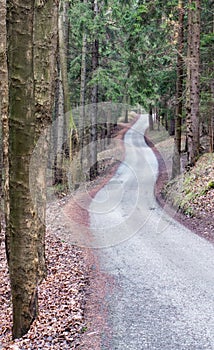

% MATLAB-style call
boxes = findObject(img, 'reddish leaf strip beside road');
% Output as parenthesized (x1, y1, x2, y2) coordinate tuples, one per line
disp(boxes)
(0, 117, 138, 350)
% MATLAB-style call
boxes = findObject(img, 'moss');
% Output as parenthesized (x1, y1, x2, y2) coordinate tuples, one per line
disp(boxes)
(207, 180, 214, 189)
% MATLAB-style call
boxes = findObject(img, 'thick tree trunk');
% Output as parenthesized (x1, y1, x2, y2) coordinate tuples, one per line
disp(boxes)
(7, 1, 38, 338)
(186, 0, 201, 166)
(7, 0, 58, 339)
(172, 0, 184, 178)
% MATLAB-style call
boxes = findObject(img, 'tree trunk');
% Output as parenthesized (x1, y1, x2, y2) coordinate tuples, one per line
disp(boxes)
(90, 0, 99, 180)
(148, 104, 154, 131)
(209, 80, 214, 152)
(172, 0, 184, 178)
(59, 0, 70, 115)
(107, 102, 112, 144)
(124, 94, 130, 123)
(55, 68, 65, 185)
(169, 114, 175, 136)
(79, 2, 87, 181)
(186, 0, 201, 166)
(33, 0, 58, 283)
(7, 0, 58, 339)
(0, 0, 9, 244)
(59, 0, 78, 186)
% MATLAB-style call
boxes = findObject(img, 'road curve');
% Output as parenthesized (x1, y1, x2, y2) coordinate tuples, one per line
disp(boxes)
(89, 115, 214, 350)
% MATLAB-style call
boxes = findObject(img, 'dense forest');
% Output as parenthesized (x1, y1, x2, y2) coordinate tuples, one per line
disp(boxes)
(0, 0, 213, 343)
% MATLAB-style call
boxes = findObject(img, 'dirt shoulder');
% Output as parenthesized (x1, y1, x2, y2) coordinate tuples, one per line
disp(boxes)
(145, 124, 214, 245)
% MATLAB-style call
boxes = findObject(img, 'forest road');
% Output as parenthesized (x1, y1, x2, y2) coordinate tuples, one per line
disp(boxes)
(89, 115, 214, 350)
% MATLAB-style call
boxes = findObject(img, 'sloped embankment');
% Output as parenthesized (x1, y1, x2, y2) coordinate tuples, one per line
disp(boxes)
(163, 153, 214, 237)
(145, 124, 214, 244)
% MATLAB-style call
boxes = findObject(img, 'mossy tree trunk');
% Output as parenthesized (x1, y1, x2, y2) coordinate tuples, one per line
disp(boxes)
(7, 0, 58, 339)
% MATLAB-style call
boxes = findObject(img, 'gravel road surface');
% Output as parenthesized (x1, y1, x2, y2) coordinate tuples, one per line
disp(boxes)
(89, 115, 214, 350)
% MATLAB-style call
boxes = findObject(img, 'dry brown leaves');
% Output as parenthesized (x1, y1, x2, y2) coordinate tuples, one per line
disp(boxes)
(0, 227, 91, 350)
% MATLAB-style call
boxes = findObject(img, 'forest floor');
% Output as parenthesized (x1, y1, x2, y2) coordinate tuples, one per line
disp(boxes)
(0, 116, 136, 350)
(0, 117, 213, 350)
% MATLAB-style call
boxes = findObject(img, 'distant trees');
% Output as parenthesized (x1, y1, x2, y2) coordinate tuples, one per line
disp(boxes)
(67, 0, 212, 174)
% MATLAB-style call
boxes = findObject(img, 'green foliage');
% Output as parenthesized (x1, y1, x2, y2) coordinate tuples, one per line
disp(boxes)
(67, 0, 213, 123)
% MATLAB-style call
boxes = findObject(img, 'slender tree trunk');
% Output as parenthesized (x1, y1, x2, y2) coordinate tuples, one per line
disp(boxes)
(148, 104, 154, 131)
(33, 0, 58, 283)
(59, 0, 70, 115)
(0, 0, 9, 244)
(124, 94, 129, 123)
(7, 0, 58, 339)
(209, 80, 214, 152)
(90, 0, 99, 180)
(172, 0, 184, 178)
(186, 0, 201, 166)
(59, 0, 78, 186)
(79, 3, 87, 180)
(107, 102, 112, 145)
(55, 68, 65, 185)
(169, 114, 175, 136)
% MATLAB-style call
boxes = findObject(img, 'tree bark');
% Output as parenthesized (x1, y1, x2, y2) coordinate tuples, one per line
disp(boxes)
(186, 0, 201, 166)
(59, 0, 78, 187)
(90, 0, 99, 180)
(148, 104, 154, 131)
(7, 0, 58, 339)
(0, 0, 9, 244)
(55, 67, 65, 185)
(172, 0, 184, 178)
(7, 1, 38, 338)
(79, 1, 87, 181)
(209, 79, 214, 152)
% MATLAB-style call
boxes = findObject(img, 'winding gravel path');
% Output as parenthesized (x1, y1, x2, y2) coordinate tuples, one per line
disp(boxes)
(89, 115, 214, 350)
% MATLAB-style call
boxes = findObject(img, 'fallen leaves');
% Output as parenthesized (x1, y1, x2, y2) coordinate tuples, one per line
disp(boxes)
(0, 225, 90, 350)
